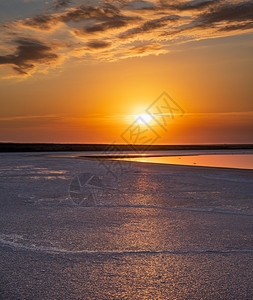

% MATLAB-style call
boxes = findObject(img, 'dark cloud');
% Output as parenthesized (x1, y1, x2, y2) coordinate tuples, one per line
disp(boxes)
(0, 38, 58, 75)
(198, 0, 253, 25)
(21, 1, 253, 40)
(54, 0, 71, 10)
(22, 15, 56, 31)
(126, 0, 221, 12)
(161, 1, 253, 37)
(164, 0, 221, 11)
(20, 3, 137, 32)
(60, 4, 121, 23)
(120, 15, 179, 39)
(76, 15, 140, 35)
(20, 5, 118, 31)
(86, 40, 111, 49)
(14, 1, 253, 36)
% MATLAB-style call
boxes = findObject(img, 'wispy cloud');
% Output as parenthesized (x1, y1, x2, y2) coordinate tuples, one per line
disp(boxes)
(0, 0, 252, 77)
(119, 15, 179, 39)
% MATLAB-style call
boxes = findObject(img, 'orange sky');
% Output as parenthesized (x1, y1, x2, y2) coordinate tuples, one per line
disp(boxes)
(0, 0, 252, 144)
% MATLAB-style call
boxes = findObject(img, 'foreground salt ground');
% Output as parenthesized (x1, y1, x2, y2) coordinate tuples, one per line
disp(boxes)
(0, 152, 252, 299)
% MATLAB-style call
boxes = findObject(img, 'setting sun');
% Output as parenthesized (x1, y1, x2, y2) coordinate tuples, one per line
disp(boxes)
(136, 113, 153, 125)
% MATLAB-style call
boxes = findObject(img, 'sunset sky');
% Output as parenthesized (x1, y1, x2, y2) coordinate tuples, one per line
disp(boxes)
(0, 0, 252, 144)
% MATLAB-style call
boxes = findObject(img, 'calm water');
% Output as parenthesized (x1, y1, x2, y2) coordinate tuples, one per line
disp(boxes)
(120, 154, 253, 170)
(40, 150, 253, 170)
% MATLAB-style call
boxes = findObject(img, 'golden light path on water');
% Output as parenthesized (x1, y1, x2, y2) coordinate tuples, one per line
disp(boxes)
(119, 154, 253, 170)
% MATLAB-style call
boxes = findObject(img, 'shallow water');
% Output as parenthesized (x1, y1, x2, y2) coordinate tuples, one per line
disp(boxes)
(119, 153, 253, 170)
(47, 149, 253, 169)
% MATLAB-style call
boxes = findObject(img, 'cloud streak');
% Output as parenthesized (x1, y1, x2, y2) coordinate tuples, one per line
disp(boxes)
(119, 15, 180, 39)
(86, 40, 111, 49)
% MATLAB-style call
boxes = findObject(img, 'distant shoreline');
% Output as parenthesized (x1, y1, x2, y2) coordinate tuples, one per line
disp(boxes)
(0, 143, 253, 152)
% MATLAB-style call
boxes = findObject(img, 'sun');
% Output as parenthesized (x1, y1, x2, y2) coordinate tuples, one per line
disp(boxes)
(136, 113, 152, 125)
